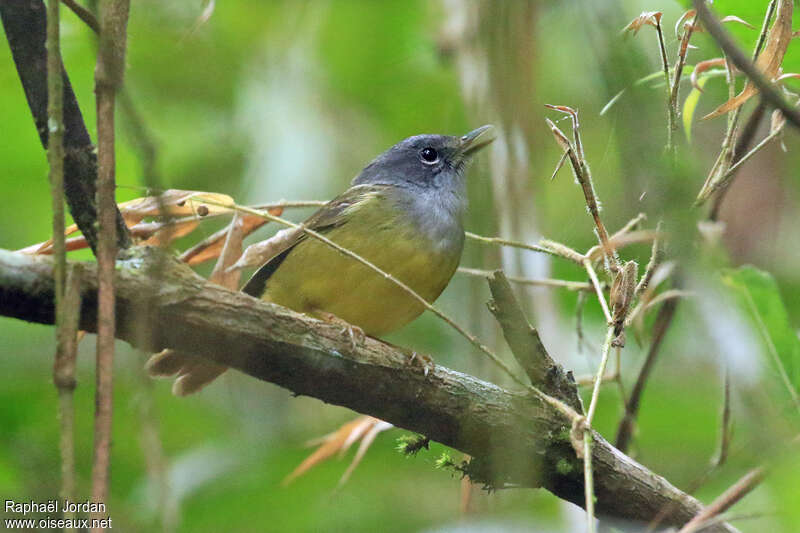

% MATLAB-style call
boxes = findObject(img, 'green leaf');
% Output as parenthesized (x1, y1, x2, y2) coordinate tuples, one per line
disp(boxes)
(720, 266, 800, 405)
(682, 77, 708, 143)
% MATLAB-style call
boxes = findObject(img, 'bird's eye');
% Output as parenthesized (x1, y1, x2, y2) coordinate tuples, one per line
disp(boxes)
(420, 147, 439, 164)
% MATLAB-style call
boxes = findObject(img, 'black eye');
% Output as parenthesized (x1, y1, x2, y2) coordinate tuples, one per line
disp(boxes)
(420, 147, 438, 164)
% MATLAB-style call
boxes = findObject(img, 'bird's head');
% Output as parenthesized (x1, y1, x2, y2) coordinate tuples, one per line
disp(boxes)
(353, 125, 496, 190)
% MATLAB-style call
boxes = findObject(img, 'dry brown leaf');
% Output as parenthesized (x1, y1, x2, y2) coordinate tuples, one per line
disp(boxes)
(704, 0, 794, 119)
(208, 213, 246, 290)
(691, 58, 727, 91)
(675, 9, 697, 38)
(19, 224, 81, 255)
(623, 11, 662, 35)
(682, 20, 704, 34)
(136, 218, 201, 246)
(179, 213, 272, 266)
(118, 189, 236, 225)
(18, 234, 87, 255)
(229, 225, 303, 272)
(282, 416, 385, 486)
(337, 420, 394, 486)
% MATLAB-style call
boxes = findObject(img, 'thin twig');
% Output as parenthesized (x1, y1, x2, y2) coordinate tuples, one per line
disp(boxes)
(716, 125, 783, 183)
(653, 17, 674, 150)
(583, 325, 616, 533)
(587, 327, 616, 425)
(667, 10, 698, 154)
(678, 467, 765, 533)
(54, 267, 81, 526)
(710, 101, 767, 220)
(584, 259, 612, 324)
(46, 0, 74, 521)
(465, 231, 574, 260)
(634, 221, 663, 298)
(92, 0, 130, 525)
(693, 0, 800, 130)
(711, 366, 733, 469)
(457, 267, 594, 292)
(545, 111, 617, 270)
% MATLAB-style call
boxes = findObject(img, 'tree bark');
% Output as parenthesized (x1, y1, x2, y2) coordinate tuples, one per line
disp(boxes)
(0, 247, 737, 533)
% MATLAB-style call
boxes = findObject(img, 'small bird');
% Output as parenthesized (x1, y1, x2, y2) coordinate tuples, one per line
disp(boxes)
(147, 125, 496, 395)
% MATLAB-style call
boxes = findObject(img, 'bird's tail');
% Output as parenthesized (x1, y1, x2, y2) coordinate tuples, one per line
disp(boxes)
(145, 349, 227, 396)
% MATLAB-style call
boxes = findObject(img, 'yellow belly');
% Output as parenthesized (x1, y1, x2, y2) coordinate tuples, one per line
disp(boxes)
(262, 219, 461, 336)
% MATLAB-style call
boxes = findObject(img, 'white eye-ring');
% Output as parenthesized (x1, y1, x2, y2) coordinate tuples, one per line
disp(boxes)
(420, 147, 439, 164)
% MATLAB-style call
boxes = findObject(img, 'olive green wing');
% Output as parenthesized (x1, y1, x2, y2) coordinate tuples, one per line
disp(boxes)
(241, 184, 387, 298)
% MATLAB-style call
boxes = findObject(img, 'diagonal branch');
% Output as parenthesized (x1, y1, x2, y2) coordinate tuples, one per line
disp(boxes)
(0, 0, 131, 253)
(0, 247, 738, 533)
(487, 270, 583, 412)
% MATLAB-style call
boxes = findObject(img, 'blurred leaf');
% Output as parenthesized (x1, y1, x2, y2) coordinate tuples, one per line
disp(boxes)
(683, 76, 709, 143)
(283, 416, 393, 486)
(720, 266, 800, 401)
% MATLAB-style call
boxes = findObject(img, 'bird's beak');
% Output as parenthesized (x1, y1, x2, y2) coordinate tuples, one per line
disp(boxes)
(458, 124, 497, 157)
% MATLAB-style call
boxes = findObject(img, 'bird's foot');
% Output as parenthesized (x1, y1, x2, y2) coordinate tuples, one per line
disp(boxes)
(315, 311, 365, 351)
(408, 351, 435, 376)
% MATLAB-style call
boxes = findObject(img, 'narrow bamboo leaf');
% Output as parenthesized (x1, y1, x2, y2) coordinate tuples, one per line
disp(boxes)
(720, 266, 800, 403)
(683, 77, 708, 143)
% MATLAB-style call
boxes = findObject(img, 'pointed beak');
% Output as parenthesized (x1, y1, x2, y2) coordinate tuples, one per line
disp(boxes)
(458, 124, 496, 157)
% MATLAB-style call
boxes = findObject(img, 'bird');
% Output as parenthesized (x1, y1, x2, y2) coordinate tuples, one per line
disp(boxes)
(146, 125, 496, 395)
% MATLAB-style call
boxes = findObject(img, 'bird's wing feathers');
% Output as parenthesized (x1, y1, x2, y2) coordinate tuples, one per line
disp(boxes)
(241, 184, 387, 297)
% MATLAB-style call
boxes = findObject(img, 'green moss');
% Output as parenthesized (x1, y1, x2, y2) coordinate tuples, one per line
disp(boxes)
(556, 458, 574, 476)
(396, 434, 430, 456)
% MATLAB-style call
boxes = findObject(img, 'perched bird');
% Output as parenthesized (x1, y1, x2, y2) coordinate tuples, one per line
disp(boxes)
(147, 125, 496, 395)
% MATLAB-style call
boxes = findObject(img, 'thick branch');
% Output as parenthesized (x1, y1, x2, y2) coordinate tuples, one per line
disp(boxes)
(0, 248, 737, 532)
(0, 0, 131, 253)
(487, 270, 582, 412)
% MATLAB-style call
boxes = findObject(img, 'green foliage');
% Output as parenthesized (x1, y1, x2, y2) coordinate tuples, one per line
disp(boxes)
(682, 76, 708, 143)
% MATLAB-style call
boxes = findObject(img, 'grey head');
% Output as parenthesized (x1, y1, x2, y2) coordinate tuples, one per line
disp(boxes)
(351, 125, 496, 252)
(352, 125, 496, 191)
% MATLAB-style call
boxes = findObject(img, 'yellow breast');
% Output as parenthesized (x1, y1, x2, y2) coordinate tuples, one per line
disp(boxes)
(261, 192, 462, 336)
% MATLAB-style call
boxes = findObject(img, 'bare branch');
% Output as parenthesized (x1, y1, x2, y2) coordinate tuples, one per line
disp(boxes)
(486, 271, 583, 412)
(92, 0, 130, 522)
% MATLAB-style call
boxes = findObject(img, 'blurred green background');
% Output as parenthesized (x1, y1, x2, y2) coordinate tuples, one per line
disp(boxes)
(2, 0, 799, 531)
